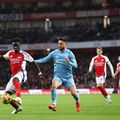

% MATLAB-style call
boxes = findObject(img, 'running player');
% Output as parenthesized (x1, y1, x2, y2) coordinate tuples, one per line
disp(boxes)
(113, 56, 120, 87)
(35, 37, 80, 112)
(89, 47, 114, 104)
(0, 37, 41, 114)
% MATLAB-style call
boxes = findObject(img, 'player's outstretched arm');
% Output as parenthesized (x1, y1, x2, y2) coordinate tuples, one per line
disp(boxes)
(31, 61, 46, 89)
(23, 50, 43, 77)
(32, 61, 42, 76)
(35, 52, 53, 64)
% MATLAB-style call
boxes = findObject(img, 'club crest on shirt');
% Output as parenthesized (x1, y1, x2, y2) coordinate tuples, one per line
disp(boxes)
(10, 55, 13, 58)
(18, 56, 21, 59)
(95, 60, 97, 63)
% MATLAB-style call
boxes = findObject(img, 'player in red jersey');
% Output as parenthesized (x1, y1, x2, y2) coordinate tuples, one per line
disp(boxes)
(113, 56, 120, 86)
(89, 47, 114, 104)
(0, 37, 41, 114)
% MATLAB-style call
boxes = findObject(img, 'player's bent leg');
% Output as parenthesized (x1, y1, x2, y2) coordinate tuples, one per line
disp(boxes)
(4, 91, 19, 109)
(48, 79, 61, 111)
(10, 100, 19, 110)
(1, 91, 23, 114)
(11, 105, 23, 115)
(12, 97, 22, 105)
(97, 84, 111, 104)
(97, 84, 108, 98)
(13, 77, 21, 98)
(12, 77, 22, 105)
(69, 85, 80, 112)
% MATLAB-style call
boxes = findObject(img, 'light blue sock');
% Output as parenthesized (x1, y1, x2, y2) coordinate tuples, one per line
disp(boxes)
(51, 88, 57, 105)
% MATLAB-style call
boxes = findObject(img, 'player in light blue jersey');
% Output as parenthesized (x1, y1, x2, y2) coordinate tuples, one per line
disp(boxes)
(35, 37, 80, 112)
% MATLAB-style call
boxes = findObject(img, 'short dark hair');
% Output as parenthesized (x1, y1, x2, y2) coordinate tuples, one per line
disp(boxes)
(12, 37, 21, 43)
(97, 47, 103, 51)
(58, 37, 68, 42)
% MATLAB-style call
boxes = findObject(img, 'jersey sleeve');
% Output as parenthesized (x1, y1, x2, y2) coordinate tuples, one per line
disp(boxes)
(3, 51, 10, 60)
(69, 51, 77, 68)
(106, 56, 114, 75)
(35, 52, 53, 63)
(117, 63, 120, 71)
(89, 57, 94, 72)
(23, 51, 34, 62)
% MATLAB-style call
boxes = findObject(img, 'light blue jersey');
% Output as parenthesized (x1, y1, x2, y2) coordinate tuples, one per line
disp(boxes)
(35, 49, 77, 88)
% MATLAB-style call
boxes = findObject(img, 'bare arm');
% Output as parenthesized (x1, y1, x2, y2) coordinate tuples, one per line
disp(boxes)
(32, 61, 43, 76)
(113, 64, 120, 78)
(32, 61, 46, 89)
(89, 58, 94, 73)
(106, 56, 114, 77)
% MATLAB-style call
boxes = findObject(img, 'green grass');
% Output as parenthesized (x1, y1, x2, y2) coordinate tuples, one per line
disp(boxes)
(0, 94, 120, 120)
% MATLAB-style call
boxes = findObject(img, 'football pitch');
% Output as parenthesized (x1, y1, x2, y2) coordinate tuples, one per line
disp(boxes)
(0, 94, 120, 120)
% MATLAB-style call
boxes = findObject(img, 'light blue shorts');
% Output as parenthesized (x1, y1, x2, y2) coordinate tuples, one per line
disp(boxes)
(53, 76, 75, 89)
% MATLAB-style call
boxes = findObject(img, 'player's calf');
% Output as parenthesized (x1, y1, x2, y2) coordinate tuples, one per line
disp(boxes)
(12, 97, 22, 105)
(11, 105, 23, 115)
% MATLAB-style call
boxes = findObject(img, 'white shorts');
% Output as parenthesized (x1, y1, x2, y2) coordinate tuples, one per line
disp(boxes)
(96, 76, 106, 86)
(5, 71, 27, 93)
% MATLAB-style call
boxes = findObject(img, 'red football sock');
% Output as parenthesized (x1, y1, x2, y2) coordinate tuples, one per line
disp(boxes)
(10, 101, 19, 109)
(13, 80, 21, 97)
(97, 86, 108, 98)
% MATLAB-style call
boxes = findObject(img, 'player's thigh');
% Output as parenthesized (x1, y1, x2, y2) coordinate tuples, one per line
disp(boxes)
(13, 71, 24, 83)
(5, 72, 24, 92)
(52, 77, 62, 88)
(64, 79, 76, 93)
(96, 76, 105, 86)
(5, 78, 14, 93)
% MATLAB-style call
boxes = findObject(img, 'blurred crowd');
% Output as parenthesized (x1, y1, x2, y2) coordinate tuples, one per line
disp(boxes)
(0, 1, 120, 14)
(0, 49, 119, 90)
(0, 22, 120, 44)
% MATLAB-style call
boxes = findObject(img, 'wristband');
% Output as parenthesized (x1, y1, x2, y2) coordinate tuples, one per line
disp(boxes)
(38, 72, 42, 75)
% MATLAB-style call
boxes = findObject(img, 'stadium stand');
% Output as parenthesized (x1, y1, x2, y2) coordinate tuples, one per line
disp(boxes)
(0, 22, 120, 44)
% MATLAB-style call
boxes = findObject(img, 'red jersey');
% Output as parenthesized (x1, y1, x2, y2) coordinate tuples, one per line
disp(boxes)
(3, 50, 33, 76)
(89, 55, 114, 77)
(116, 62, 120, 78)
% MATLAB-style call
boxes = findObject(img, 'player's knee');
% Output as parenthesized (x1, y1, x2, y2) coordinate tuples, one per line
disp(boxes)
(52, 81, 59, 89)
(12, 77, 19, 82)
(51, 85, 57, 89)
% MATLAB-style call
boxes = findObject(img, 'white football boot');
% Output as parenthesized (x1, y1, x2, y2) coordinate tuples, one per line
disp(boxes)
(106, 95, 112, 104)
(11, 106, 23, 115)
